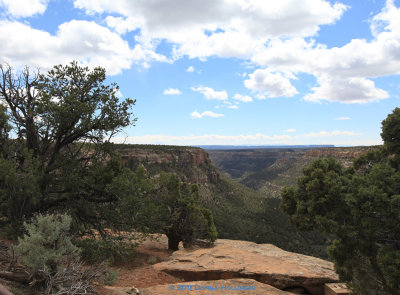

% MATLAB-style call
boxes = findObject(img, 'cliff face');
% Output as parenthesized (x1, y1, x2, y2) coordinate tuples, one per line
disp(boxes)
(116, 145, 218, 184)
(118, 147, 211, 166)
(208, 147, 376, 181)
(304, 147, 373, 168)
(113, 145, 339, 259)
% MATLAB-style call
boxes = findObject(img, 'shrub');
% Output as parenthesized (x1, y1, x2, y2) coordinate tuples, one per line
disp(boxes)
(76, 236, 137, 265)
(14, 213, 80, 276)
(101, 267, 119, 286)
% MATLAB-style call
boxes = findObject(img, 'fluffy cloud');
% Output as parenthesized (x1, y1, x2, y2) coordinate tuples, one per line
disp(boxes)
(244, 69, 298, 98)
(0, 0, 50, 18)
(74, 0, 346, 38)
(191, 110, 224, 118)
(2, 0, 400, 104)
(73, 0, 346, 62)
(233, 93, 253, 102)
(191, 86, 228, 100)
(250, 1, 400, 103)
(163, 88, 181, 95)
(304, 76, 388, 103)
(0, 20, 167, 74)
(334, 117, 351, 120)
(286, 129, 296, 132)
(186, 66, 194, 72)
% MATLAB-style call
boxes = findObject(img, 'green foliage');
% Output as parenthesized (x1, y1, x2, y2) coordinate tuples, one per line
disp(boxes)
(281, 108, 400, 294)
(14, 213, 80, 275)
(152, 173, 218, 250)
(381, 107, 400, 155)
(0, 150, 43, 237)
(119, 144, 328, 258)
(76, 237, 137, 264)
(0, 62, 137, 237)
(101, 267, 119, 286)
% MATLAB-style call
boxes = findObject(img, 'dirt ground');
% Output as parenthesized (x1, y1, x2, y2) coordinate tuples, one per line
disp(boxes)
(0, 233, 181, 295)
(94, 234, 182, 294)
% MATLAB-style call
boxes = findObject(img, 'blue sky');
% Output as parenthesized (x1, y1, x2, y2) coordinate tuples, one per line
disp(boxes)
(1, 0, 400, 146)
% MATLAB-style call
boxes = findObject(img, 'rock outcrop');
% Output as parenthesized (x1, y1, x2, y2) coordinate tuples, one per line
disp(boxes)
(116, 145, 219, 184)
(104, 279, 294, 295)
(118, 146, 211, 167)
(154, 239, 338, 295)
(140, 279, 294, 295)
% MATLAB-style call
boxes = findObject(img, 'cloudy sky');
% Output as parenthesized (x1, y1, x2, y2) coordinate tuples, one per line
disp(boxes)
(1, 0, 400, 146)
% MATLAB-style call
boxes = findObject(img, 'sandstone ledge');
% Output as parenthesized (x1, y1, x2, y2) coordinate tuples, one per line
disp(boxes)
(104, 279, 294, 295)
(154, 239, 338, 295)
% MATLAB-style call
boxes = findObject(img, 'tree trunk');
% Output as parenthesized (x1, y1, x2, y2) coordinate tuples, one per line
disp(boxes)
(166, 229, 181, 251)
(167, 237, 180, 251)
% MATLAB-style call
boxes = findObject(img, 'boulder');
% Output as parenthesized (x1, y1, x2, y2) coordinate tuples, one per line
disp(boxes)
(154, 239, 338, 295)
(139, 279, 293, 295)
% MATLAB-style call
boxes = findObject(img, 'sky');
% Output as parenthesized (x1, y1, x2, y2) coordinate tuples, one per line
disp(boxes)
(1, 0, 400, 146)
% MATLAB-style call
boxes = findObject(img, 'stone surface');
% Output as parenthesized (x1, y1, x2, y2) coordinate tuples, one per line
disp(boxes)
(154, 239, 338, 295)
(139, 279, 293, 295)
(324, 283, 352, 295)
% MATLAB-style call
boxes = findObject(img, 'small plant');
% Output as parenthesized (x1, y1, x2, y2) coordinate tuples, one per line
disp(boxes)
(14, 213, 80, 276)
(147, 255, 158, 264)
(13, 213, 106, 294)
(101, 267, 119, 286)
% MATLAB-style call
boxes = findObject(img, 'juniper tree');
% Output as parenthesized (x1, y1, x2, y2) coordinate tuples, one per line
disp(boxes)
(0, 62, 136, 236)
(281, 108, 400, 294)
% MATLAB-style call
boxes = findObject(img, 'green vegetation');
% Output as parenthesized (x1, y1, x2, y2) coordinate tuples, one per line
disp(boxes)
(14, 214, 80, 276)
(207, 173, 327, 257)
(0, 63, 218, 293)
(13, 213, 107, 294)
(0, 62, 136, 237)
(123, 145, 328, 257)
(281, 108, 400, 294)
(153, 172, 217, 250)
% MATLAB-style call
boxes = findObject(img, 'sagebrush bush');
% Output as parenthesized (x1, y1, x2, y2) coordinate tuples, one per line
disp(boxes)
(14, 213, 80, 275)
(101, 267, 119, 285)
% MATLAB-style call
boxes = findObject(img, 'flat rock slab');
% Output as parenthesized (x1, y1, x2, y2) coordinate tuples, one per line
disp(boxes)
(154, 239, 338, 295)
(140, 279, 294, 295)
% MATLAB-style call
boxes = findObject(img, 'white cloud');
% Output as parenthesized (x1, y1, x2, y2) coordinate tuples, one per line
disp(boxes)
(191, 86, 228, 100)
(186, 66, 194, 72)
(0, 0, 50, 18)
(3, 0, 400, 104)
(163, 88, 181, 95)
(334, 117, 351, 120)
(111, 130, 368, 145)
(286, 129, 296, 132)
(0, 20, 168, 75)
(244, 69, 298, 98)
(74, 0, 346, 38)
(113, 133, 292, 145)
(73, 0, 346, 63)
(191, 110, 224, 118)
(249, 2, 400, 103)
(304, 75, 389, 103)
(228, 105, 239, 109)
(233, 93, 253, 102)
(105, 16, 144, 35)
(304, 130, 362, 137)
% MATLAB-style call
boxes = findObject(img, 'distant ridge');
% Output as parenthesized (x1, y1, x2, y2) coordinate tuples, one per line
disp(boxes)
(194, 145, 335, 150)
